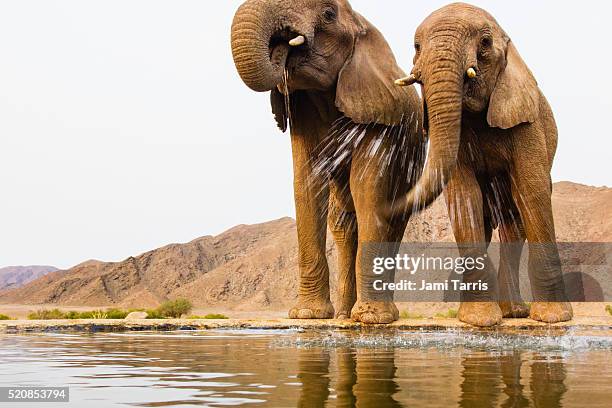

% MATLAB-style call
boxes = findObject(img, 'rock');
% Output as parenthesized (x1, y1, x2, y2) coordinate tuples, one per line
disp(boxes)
(125, 311, 148, 320)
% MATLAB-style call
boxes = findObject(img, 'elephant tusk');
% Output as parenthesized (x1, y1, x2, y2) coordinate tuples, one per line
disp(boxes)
(288, 35, 305, 47)
(394, 74, 417, 87)
(467, 67, 477, 79)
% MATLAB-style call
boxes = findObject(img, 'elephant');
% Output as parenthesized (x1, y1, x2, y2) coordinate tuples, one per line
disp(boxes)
(230, 0, 426, 323)
(392, 3, 572, 326)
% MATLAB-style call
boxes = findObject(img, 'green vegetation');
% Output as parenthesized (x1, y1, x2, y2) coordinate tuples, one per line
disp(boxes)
(104, 308, 131, 319)
(28, 308, 131, 320)
(90, 310, 108, 319)
(187, 313, 229, 320)
(26, 308, 169, 320)
(26, 299, 194, 320)
(399, 310, 424, 319)
(204, 313, 229, 319)
(0, 313, 12, 320)
(157, 298, 193, 318)
(27, 309, 66, 320)
(66, 310, 110, 319)
(435, 308, 458, 319)
(144, 309, 165, 319)
(606, 305, 612, 316)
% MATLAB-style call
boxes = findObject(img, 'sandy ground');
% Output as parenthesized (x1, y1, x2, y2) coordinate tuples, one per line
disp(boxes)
(1, 302, 610, 320)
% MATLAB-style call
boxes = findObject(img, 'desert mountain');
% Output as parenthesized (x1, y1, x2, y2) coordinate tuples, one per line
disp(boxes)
(1, 182, 609, 309)
(0, 266, 58, 291)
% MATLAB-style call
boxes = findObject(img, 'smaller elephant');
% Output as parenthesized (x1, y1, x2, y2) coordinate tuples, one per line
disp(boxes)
(393, 3, 572, 326)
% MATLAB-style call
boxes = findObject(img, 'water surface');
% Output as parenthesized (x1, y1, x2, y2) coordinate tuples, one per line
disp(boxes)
(1, 329, 611, 407)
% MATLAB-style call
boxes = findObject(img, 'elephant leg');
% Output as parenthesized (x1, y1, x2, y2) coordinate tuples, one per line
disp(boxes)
(296, 348, 331, 408)
(288, 131, 334, 320)
(498, 214, 530, 318)
(446, 166, 502, 327)
(329, 179, 358, 320)
(459, 355, 502, 408)
(500, 352, 529, 408)
(353, 350, 401, 408)
(335, 348, 357, 408)
(530, 354, 568, 407)
(510, 153, 572, 323)
(348, 132, 408, 324)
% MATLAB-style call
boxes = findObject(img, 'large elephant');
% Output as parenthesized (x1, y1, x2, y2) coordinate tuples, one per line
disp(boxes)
(231, 0, 426, 323)
(393, 3, 572, 326)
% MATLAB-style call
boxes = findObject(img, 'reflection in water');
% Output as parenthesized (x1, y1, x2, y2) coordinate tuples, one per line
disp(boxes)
(293, 347, 403, 407)
(327, 348, 401, 408)
(531, 355, 567, 408)
(0, 330, 610, 407)
(352, 350, 401, 408)
(336, 348, 357, 408)
(500, 353, 529, 408)
(297, 348, 330, 407)
(459, 351, 567, 408)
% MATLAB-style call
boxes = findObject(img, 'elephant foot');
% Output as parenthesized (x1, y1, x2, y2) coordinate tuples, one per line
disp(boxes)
(529, 302, 573, 323)
(288, 297, 334, 319)
(335, 311, 351, 320)
(335, 298, 356, 320)
(499, 301, 530, 318)
(458, 302, 503, 327)
(350, 300, 399, 324)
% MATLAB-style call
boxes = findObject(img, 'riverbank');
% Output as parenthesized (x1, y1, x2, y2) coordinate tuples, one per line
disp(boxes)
(1, 316, 611, 334)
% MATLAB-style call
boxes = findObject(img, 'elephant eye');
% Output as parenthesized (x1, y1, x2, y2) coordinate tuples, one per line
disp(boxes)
(414, 43, 421, 53)
(480, 36, 492, 48)
(323, 8, 337, 23)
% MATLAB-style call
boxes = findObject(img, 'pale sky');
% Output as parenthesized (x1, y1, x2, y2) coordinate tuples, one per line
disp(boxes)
(0, 1, 610, 269)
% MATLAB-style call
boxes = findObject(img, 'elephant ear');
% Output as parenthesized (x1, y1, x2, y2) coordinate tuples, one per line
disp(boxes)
(336, 14, 414, 126)
(270, 88, 288, 132)
(487, 42, 540, 129)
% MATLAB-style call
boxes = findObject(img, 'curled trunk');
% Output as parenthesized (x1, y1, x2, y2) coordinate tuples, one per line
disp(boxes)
(231, 0, 285, 92)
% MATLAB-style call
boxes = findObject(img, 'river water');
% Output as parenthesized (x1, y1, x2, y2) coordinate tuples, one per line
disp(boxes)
(1, 329, 611, 407)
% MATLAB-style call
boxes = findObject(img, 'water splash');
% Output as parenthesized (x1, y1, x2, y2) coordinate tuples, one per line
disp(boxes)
(304, 114, 426, 221)
(281, 68, 293, 130)
(273, 329, 612, 352)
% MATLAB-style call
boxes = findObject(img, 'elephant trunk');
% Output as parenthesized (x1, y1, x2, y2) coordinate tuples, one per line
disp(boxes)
(389, 32, 464, 215)
(231, 0, 283, 92)
(231, 0, 310, 92)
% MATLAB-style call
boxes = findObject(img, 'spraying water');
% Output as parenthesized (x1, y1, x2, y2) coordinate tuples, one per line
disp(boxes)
(281, 68, 293, 130)
(279, 67, 426, 229)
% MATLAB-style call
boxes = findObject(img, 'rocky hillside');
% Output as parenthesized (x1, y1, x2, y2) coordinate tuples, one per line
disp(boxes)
(550, 182, 612, 242)
(0, 266, 58, 290)
(0, 182, 609, 309)
(0, 218, 301, 309)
